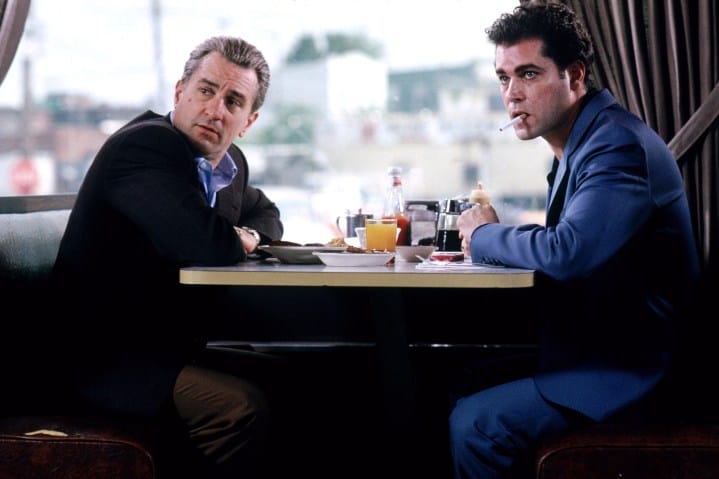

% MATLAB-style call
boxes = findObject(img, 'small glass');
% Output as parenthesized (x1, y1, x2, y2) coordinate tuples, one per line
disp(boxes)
(365, 218, 398, 252)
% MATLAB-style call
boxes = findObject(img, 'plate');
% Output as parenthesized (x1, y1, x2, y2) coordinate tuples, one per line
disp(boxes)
(395, 245, 436, 262)
(258, 245, 347, 264)
(312, 251, 395, 267)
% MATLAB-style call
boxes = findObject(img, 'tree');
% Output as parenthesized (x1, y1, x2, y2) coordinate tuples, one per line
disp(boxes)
(255, 104, 316, 144)
(285, 32, 383, 64)
(284, 35, 323, 63)
(326, 32, 383, 58)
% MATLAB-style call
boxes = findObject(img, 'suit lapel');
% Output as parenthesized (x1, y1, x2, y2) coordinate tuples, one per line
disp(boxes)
(546, 159, 569, 227)
(215, 145, 246, 225)
(547, 156, 567, 207)
(544, 89, 617, 227)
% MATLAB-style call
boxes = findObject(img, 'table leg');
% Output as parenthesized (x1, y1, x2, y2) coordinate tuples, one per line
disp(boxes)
(369, 288, 416, 471)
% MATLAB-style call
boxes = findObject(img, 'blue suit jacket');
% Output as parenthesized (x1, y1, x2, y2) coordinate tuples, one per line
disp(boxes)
(469, 89, 700, 420)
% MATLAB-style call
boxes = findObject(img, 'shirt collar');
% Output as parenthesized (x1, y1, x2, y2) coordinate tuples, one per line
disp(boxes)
(171, 110, 239, 205)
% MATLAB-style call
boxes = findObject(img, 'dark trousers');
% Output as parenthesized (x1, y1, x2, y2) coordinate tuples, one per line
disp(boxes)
(152, 347, 287, 479)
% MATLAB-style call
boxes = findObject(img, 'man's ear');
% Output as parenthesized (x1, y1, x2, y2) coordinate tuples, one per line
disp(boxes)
(239, 111, 259, 138)
(173, 79, 183, 106)
(568, 60, 586, 89)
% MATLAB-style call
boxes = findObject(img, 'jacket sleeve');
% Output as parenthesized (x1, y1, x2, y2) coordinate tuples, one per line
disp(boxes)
(237, 185, 283, 242)
(218, 144, 284, 243)
(104, 121, 246, 266)
(470, 121, 655, 281)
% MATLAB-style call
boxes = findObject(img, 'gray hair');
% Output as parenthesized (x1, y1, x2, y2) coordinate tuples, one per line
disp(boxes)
(181, 36, 271, 112)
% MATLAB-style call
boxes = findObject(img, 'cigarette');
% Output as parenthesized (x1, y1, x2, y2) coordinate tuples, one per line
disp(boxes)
(499, 114, 527, 131)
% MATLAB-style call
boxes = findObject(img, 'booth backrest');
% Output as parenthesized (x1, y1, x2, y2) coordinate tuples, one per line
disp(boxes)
(1, 194, 75, 408)
(0, 194, 74, 286)
(0, 208, 70, 286)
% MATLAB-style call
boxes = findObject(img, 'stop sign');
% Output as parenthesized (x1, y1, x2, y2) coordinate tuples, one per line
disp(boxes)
(10, 159, 39, 194)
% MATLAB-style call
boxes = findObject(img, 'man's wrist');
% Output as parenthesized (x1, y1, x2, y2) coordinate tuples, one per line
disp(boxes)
(240, 226, 261, 244)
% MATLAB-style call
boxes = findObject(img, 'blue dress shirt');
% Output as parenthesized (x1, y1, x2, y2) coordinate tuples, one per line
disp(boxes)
(195, 153, 237, 207)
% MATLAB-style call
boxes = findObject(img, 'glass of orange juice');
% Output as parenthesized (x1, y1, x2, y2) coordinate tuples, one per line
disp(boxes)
(365, 218, 398, 252)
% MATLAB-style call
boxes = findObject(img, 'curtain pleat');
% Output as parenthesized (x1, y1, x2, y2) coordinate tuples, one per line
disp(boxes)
(649, 1, 672, 137)
(566, 0, 718, 285)
(0, 0, 31, 88)
(626, 0, 653, 121)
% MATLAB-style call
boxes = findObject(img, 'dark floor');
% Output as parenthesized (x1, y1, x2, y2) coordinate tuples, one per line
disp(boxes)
(249, 344, 538, 479)
(204, 285, 542, 477)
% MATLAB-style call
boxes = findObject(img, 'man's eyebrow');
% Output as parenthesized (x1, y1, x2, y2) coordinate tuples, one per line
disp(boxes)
(227, 89, 247, 103)
(198, 78, 245, 101)
(198, 77, 220, 89)
(495, 63, 544, 75)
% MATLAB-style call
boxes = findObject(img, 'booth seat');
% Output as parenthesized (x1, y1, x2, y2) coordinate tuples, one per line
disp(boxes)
(0, 415, 156, 479)
(535, 423, 719, 479)
(0, 194, 157, 479)
(534, 275, 719, 479)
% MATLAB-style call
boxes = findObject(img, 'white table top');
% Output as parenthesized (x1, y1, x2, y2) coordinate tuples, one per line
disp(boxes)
(180, 258, 534, 289)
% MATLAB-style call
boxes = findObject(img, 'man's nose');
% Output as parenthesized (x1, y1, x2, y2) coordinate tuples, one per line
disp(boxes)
(204, 96, 225, 118)
(505, 78, 523, 101)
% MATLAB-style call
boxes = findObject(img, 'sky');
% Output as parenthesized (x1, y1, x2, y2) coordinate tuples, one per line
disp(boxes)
(0, 0, 517, 108)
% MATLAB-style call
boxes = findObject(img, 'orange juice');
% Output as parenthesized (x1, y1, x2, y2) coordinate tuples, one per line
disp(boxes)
(365, 218, 398, 252)
(384, 213, 410, 246)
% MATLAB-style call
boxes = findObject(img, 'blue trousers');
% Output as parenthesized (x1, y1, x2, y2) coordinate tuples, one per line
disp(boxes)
(448, 377, 585, 479)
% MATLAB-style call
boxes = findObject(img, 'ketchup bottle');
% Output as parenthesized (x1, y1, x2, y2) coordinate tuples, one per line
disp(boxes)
(382, 166, 410, 246)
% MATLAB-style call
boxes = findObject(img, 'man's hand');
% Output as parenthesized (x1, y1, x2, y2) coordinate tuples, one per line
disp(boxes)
(234, 226, 260, 255)
(457, 204, 500, 254)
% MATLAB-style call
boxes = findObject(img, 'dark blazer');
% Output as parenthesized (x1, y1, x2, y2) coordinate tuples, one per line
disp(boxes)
(50, 110, 283, 416)
(469, 89, 700, 421)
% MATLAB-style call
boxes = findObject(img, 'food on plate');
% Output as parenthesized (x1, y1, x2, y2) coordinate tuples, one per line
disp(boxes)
(325, 237, 348, 247)
(336, 245, 391, 255)
(267, 237, 392, 255)
(268, 240, 329, 247)
(325, 238, 379, 254)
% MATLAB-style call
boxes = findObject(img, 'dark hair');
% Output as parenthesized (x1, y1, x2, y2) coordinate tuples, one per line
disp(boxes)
(486, 2, 595, 89)
(181, 36, 271, 112)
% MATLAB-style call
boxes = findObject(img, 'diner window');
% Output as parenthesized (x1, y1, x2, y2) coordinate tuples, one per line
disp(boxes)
(0, 0, 549, 240)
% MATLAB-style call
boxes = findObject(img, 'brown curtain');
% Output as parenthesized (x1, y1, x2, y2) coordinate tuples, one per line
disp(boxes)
(0, 0, 31, 87)
(565, 0, 719, 287)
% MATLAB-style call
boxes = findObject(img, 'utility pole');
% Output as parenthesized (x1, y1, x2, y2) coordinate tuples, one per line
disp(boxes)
(21, 55, 33, 159)
(150, 0, 166, 112)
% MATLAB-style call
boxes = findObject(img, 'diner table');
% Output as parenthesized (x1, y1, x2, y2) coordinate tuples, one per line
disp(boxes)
(180, 257, 534, 471)
(179, 258, 534, 288)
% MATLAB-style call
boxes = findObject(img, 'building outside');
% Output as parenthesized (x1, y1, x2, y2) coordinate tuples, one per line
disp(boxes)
(0, 51, 549, 237)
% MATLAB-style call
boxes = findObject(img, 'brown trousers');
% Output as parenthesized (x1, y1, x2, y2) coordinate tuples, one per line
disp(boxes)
(169, 348, 283, 479)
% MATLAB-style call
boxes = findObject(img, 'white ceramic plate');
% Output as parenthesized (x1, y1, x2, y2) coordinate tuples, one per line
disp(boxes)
(395, 245, 436, 262)
(312, 251, 395, 267)
(258, 245, 347, 264)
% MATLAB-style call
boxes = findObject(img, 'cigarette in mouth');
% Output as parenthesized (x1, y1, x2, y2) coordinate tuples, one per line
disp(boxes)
(499, 113, 527, 131)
